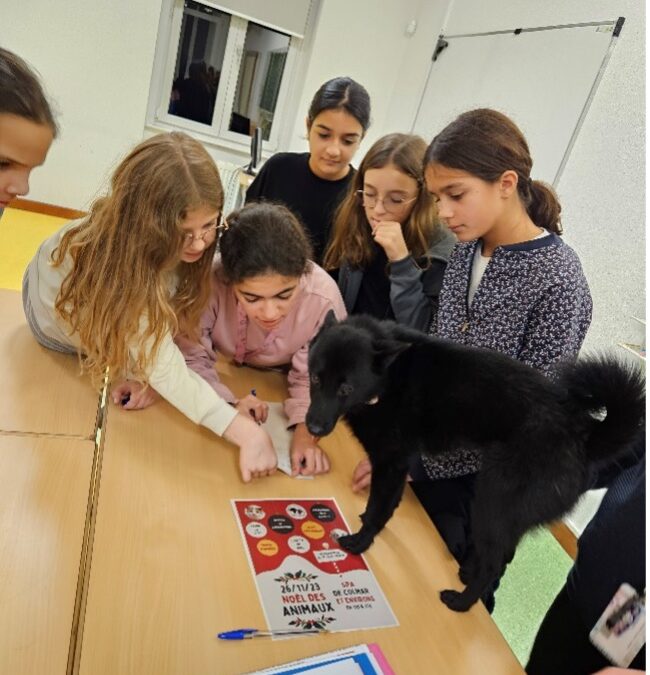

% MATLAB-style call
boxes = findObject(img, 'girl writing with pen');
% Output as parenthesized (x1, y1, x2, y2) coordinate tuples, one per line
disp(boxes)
(176, 202, 347, 477)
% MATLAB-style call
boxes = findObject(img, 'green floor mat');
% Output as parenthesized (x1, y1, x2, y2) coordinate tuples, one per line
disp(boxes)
(493, 528, 573, 666)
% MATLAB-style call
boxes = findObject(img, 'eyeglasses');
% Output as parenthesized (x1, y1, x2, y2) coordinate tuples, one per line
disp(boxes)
(181, 215, 227, 246)
(356, 190, 418, 214)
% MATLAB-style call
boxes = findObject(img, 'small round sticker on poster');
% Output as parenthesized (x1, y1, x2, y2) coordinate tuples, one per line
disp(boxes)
(268, 515, 294, 534)
(257, 539, 279, 556)
(330, 528, 348, 544)
(301, 521, 326, 539)
(244, 504, 266, 521)
(288, 535, 311, 553)
(310, 504, 335, 522)
(286, 503, 307, 520)
(245, 522, 267, 538)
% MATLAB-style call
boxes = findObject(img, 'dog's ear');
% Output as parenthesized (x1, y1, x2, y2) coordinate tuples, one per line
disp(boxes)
(310, 310, 338, 351)
(322, 309, 338, 330)
(372, 339, 410, 370)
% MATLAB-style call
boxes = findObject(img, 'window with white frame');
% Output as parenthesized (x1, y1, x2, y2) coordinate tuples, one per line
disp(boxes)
(149, 0, 311, 152)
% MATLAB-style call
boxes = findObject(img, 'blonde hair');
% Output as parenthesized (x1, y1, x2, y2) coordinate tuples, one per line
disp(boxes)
(324, 133, 439, 269)
(52, 132, 223, 386)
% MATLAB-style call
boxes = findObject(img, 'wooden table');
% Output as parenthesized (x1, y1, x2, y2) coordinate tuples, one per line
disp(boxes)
(0, 289, 100, 438)
(0, 435, 95, 675)
(78, 364, 523, 674)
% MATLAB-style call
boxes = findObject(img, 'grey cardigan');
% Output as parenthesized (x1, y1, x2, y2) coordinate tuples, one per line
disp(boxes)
(337, 227, 456, 331)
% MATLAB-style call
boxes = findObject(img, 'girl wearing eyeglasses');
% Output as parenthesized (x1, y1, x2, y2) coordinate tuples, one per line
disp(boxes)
(23, 132, 278, 483)
(323, 133, 455, 330)
(245, 77, 371, 264)
(176, 201, 347, 477)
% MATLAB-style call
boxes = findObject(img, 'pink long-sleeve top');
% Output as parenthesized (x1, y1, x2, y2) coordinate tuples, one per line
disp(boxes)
(177, 262, 347, 427)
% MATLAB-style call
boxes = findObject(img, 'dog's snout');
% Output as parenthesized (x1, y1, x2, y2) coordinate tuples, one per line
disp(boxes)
(305, 408, 335, 437)
(306, 420, 327, 437)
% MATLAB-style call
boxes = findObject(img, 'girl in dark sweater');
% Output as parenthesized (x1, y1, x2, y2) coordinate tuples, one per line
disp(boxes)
(245, 77, 371, 263)
(323, 133, 454, 331)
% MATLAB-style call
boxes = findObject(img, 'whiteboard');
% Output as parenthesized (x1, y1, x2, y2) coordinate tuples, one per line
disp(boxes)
(412, 22, 621, 185)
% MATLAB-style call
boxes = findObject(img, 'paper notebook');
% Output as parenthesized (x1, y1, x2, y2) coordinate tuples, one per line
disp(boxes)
(244, 643, 395, 674)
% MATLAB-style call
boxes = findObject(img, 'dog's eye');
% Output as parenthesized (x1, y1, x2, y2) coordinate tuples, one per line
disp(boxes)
(338, 383, 353, 397)
(310, 373, 320, 386)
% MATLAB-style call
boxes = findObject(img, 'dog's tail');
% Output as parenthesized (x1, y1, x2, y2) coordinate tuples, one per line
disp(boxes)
(559, 354, 645, 463)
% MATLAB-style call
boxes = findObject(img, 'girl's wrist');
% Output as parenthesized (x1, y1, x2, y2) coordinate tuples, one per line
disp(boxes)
(294, 421, 318, 441)
(223, 412, 262, 445)
(388, 250, 411, 263)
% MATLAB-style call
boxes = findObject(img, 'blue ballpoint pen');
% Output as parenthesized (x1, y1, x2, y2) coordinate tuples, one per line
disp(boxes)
(217, 627, 325, 640)
(249, 389, 262, 424)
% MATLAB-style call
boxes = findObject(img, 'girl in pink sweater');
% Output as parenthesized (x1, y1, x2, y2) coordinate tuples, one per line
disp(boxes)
(178, 202, 347, 477)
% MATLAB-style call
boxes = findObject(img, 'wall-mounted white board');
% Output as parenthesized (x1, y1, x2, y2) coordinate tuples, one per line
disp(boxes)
(412, 20, 624, 185)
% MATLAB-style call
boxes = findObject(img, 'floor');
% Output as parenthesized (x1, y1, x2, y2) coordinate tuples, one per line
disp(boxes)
(0, 205, 573, 667)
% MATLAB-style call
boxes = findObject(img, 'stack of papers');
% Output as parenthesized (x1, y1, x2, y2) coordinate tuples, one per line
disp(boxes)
(245, 643, 394, 674)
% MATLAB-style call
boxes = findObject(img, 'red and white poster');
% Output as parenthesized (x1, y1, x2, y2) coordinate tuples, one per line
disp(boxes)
(232, 498, 398, 633)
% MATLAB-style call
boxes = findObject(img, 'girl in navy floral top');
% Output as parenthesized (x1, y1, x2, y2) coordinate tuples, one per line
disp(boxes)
(352, 108, 592, 611)
(420, 108, 592, 479)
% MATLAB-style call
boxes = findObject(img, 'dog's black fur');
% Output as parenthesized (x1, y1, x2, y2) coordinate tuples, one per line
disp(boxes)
(305, 313, 645, 612)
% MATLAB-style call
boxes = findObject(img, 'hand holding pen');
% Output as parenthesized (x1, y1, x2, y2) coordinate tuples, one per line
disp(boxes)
(234, 389, 269, 424)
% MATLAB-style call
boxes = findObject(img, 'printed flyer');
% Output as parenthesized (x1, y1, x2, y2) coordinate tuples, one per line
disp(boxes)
(232, 498, 398, 633)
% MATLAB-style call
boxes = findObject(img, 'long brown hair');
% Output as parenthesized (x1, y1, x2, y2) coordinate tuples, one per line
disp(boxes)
(324, 133, 439, 269)
(52, 132, 223, 385)
(425, 108, 562, 234)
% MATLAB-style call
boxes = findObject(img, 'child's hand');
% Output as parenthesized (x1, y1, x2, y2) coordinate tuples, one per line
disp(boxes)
(371, 221, 409, 262)
(290, 423, 330, 476)
(111, 380, 160, 410)
(234, 394, 269, 424)
(352, 457, 372, 492)
(223, 414, 278, 482)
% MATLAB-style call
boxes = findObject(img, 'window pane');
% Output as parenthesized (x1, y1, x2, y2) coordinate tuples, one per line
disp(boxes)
(169, 1, 230, 125)
(230, 22, 290, 140)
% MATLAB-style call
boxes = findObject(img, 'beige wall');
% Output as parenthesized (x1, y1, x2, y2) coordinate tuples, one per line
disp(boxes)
(3, 0, 163, 210)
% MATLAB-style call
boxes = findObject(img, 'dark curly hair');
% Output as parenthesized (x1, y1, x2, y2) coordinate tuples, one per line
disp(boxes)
(219, 202, 313, 283)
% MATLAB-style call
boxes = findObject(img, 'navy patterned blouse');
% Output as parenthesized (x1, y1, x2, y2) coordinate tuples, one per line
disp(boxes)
(421, 233, 593, 479)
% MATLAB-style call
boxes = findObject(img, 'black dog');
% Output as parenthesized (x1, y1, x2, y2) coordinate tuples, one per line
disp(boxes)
(305, 313, 645, 612)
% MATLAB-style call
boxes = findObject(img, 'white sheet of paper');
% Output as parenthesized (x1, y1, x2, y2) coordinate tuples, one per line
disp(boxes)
(261, 402, 312, 479)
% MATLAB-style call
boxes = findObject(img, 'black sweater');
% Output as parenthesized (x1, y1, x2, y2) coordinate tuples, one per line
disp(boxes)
(245, 152, 354, 264)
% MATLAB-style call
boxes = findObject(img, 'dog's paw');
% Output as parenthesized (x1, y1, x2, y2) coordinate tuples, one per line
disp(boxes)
(440, 589, 473, 613)
(458, 565, 471, 585)
(338, 531, 373, 554)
